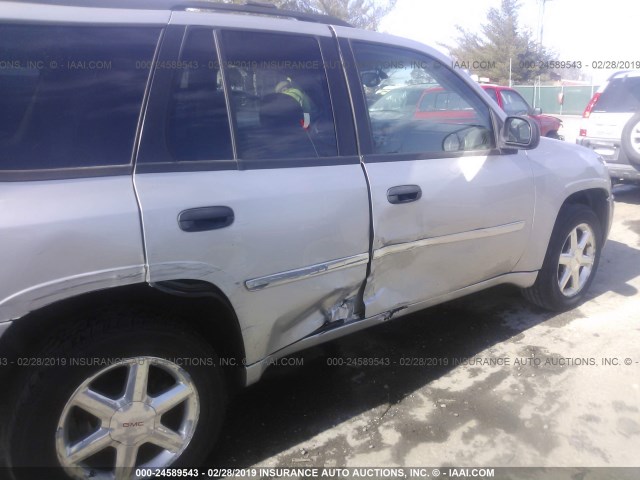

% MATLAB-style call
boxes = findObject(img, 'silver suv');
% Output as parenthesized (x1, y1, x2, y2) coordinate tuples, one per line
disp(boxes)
(578, 70, 640, 184)
(0, 1, 613, 478)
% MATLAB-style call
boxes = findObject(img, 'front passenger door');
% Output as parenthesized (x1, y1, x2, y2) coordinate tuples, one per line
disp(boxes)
(343, 39, 536, 317)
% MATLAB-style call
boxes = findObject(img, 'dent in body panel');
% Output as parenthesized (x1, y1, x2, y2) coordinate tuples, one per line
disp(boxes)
(364, 226, 527, 315)
(150, 261, 369, 363)
(244, 271, 538, 386)
(234, 265, 368, 363)
(261, 285, 363, 355)
(135, 166, 371, 365)
(362, 152, 535, 318)
(144, 260, 369, 366)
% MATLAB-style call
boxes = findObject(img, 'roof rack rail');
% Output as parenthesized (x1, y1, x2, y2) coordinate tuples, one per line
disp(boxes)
(25, 0, 353, 27)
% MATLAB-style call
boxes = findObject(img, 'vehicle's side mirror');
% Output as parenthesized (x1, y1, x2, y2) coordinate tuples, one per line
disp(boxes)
(501, 116, 540, 150)
(532, 107, 542, 115)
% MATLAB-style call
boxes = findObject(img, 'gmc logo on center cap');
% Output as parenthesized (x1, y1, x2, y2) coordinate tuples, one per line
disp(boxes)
(122, 422, 144, 427)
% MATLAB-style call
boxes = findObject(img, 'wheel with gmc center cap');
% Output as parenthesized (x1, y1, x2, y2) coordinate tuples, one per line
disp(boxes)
(5, 310, 226, 480)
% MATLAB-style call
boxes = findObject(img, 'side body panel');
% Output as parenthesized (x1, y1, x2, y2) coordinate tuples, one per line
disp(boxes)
(0, 178, 146, 321)
(135, 168, 370, 363)
(514, 138, 612, 272)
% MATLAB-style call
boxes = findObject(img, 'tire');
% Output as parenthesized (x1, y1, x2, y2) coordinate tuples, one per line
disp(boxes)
(621, 112, 640, 170)
(522, 204, 602, 311)
(4, 307, 226, 480)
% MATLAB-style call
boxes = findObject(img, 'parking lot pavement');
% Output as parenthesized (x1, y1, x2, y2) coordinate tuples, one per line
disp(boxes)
(209, 185, 640, 469)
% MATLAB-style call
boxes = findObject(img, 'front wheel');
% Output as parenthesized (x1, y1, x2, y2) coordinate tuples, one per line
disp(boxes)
(5, 310, 226, 480)
(522, 204, 602, 311)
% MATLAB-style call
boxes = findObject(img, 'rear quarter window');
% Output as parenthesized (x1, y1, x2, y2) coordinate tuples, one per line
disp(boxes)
(595, 77, 640, 113)
(0, 25, 160, 173)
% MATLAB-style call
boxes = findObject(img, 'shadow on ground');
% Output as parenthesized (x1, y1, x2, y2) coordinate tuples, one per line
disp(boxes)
(613, 184, 640, 206)
(613, 185, 640, 243)
(204, 290, 581, 466)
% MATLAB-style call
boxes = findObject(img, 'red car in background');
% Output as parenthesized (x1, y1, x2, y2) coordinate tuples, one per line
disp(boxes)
(370, 84, 564, 140)
(480, 84, 564, 139)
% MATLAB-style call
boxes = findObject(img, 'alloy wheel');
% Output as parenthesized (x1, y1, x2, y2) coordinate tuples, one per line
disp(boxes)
(557, 223, 596, 297)
(55, 357, 199, 480)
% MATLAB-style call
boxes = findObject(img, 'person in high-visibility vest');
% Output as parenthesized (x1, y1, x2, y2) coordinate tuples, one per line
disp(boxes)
(275, 78, 315, 129)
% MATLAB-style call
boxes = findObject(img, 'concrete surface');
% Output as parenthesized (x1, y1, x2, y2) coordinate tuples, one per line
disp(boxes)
(210, 185, 640, 470)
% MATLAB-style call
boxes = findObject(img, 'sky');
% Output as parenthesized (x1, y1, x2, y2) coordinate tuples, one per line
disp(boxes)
(379, 0, 635, 84)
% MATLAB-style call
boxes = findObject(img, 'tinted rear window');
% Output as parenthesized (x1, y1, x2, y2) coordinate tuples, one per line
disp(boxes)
(595, 77, 640, 113)
(0, 25, 160, 172)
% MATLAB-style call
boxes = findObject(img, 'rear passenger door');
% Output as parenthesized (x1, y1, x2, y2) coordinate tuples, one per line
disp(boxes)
(338, 36, 535, 317)
(134, 18, 370, 364)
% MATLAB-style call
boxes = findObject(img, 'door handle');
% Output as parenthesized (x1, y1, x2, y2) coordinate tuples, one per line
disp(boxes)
(178, 206, 234, 232)
(387, 185, 422, 204)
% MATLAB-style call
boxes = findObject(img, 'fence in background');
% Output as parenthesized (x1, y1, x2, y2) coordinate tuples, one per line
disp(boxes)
(512, 85, 599, 116)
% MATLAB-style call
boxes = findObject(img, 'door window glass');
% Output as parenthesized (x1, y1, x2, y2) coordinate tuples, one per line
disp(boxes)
(166, 29, 233, 161)
(221, 30, 338, 160)
(352, 42, 494, 155)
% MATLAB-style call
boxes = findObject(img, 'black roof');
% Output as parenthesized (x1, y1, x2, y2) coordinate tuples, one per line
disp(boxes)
(24, 0, 353, 27)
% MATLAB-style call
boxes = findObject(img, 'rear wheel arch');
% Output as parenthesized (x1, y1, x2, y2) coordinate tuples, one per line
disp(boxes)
(5, 307, 228, 473)
(0, 281, 247, 392)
